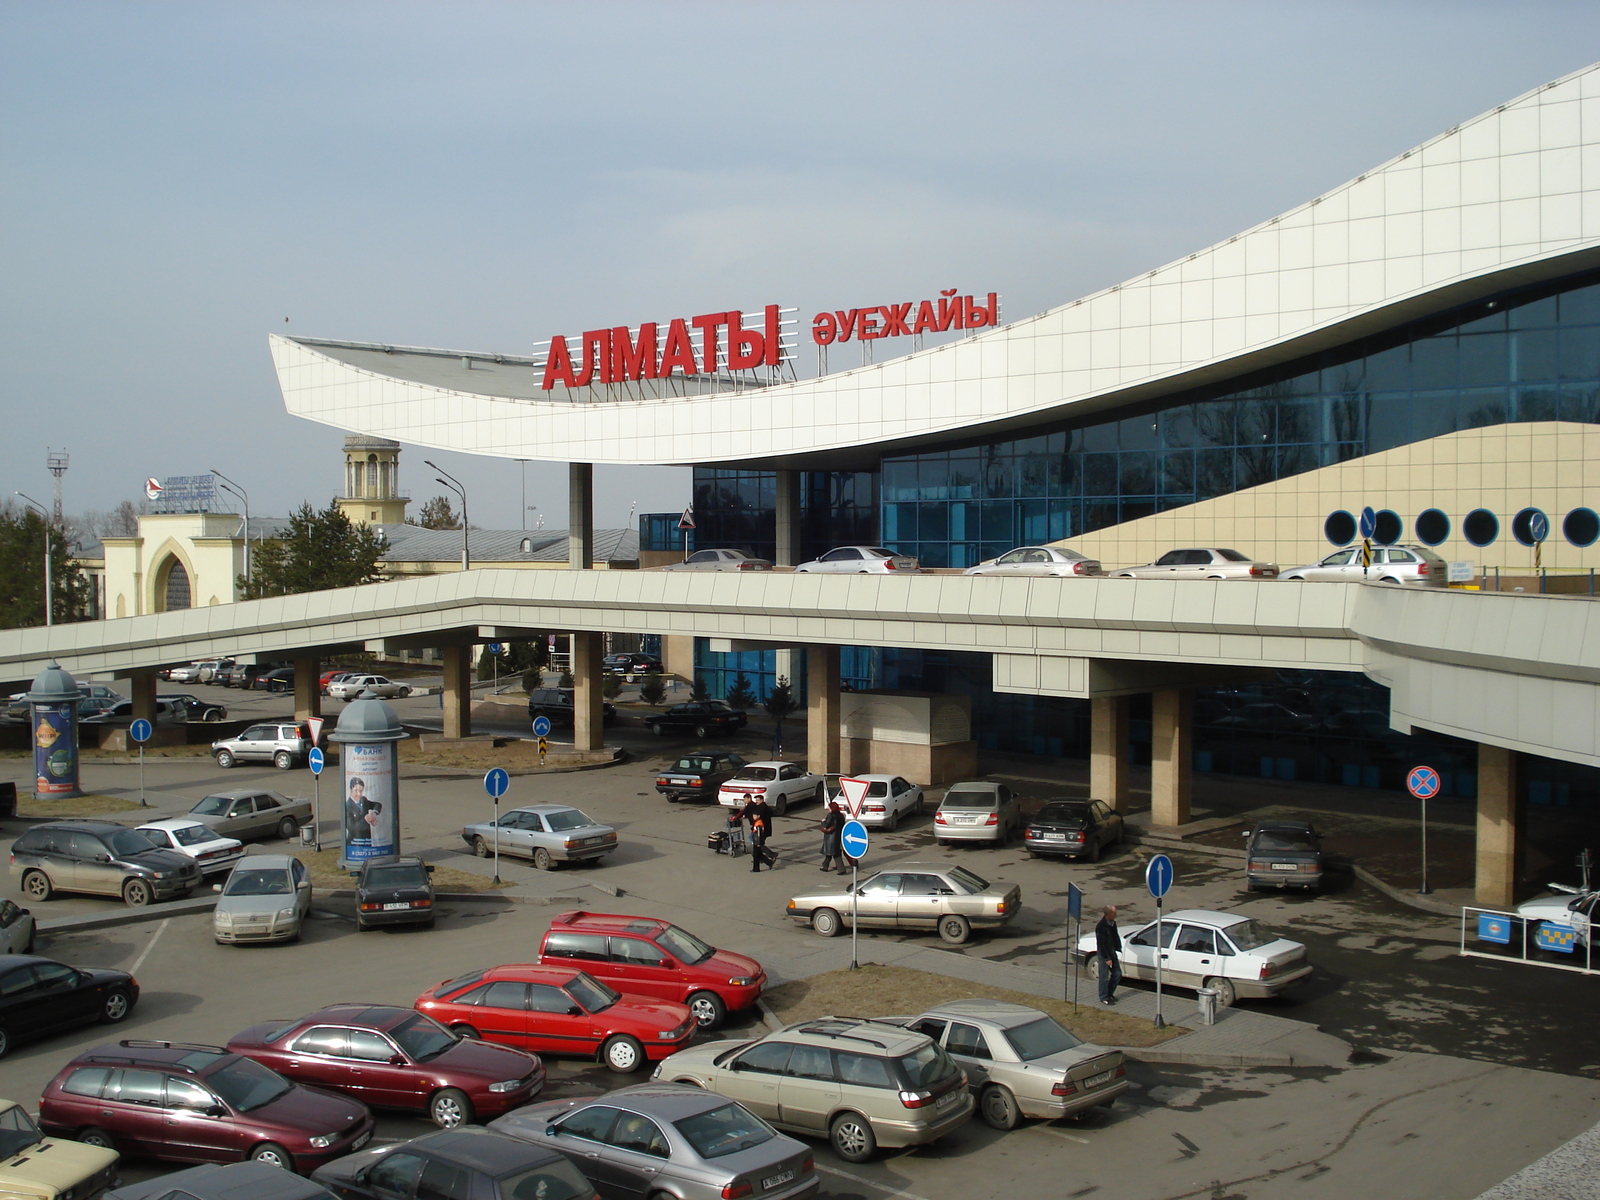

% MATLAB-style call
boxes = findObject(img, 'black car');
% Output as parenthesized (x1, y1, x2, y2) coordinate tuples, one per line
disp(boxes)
(218, 663, 270, 689)
(108, 1160, 340, 1200)
(1243, 820, 1325, 891)
(0, 953, 138, 1058)
(312, 1127, 592, 1200)
(160, 693, 228, 722)
(654, 751, 749, 801)
(1023, 799, 1125, 862)
(9, 821, 204, 906)
(355, 856, 436, 932)
(255, 668, 296, 693)
(602, 653, 664, 680)
(526, 688, 617, 728)
(644, 700, 748, 738)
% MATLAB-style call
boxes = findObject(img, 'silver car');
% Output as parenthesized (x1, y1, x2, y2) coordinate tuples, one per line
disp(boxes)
(792, 546, 921, 574)
(0, 899, 36, 955)
(1280, 543, 1447, 585)
(460, 804, 618, 871)
(490, 1084, 819, 1200)
(900, 999, 1127, 1128)
(212, 854, 313, 944)
(327, 674, 412, 701)
(786, 861, 1022, 946)
(934, 781, 1022, 844)
(187, 789, 312, 843)
(964, 546, 1104, 577)
(659, 548, 775, 572)
(135, 818, 245, 875)
(1113, 548, 1278, 579)
(212, 722, 309, 770)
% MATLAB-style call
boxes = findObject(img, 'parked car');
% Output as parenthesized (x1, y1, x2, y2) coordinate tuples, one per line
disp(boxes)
(652, 1017, 972, 1163)
(354, 857, 435, 932)
(160, 693, 228, 723)
(1113, 548, 1279, 579)
(212, 724, 310, 771)
(460, 806, 618, 872)
(899, 999, 1127, 1128)
(253, 668, 296, 693)
(645, 701, 747, 739)
(786, 862, 1021, 946)
(1243, 821, 1325, 891)
(1024, 799, 1124, 862)
(716, 761, 823, 817)
(9, 822, 202, 906)
(188, 790, 312, 842)
(963, 546, 1104, 577)
(1516, 888, 1598, 952)
(326, 676, 411, 702)
(311, 1128, 591, 1200)
(166, 663, 207, 684)
(82, 698, 180, 726)
(526, 687, 617, 728)
(40, 1040, 374, 1173)
(227, 1005, 545, 1127)
(792, 546, 921, 574)
(319, 670, 358, 694)
(217, 664, 271, 689)
(23, 682, 123, 720)
(212, 856, 314, 945)
(934, 781, 1022, 844)
(0, 955, 138, 1058)
(839, 774, 924, 830)
(107, 1160, 339, 1200)
(602, 653, 664, 679)
(0, 1098, 120, 1200)
(134, 819, 245, 876)
(492, 1083, 818, 1200)
(1281, 543, 1447, 586)
(0, 900, 35, 955)
(658, 548, 775, 573)
(538, 909, 766, 1029)
(170, 660, 233, 684)
(655, 752, 749, 802)
(1076, 909, 1313, 1007)
(414, 964, 696, 1073)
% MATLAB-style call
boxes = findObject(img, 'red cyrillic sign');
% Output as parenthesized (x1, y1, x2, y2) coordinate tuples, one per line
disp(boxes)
(811, 289, 999, 346)
(542, 304, 782, 390)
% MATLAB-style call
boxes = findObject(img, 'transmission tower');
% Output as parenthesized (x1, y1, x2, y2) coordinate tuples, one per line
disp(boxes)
(46, 449, 69, 526)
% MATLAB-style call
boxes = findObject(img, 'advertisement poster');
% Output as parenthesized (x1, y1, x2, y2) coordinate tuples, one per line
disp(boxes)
(32, 702, 79, 797)
(341, 741, 397, 862)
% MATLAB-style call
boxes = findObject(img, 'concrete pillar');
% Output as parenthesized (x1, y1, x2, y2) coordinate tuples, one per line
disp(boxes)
(775, 469, 802, 567)
(572, 631, 605, 751)
(807, 644, 841, 775)
(1090, 695, 1131, 814)
(1150, 688, 1193, 827)
(441, 645, 471, 740)
(1477, 744, 1520, 910)
(127, 671, 159, 725)
(292, 655, 321, 722)
(569, 463, 594, 570)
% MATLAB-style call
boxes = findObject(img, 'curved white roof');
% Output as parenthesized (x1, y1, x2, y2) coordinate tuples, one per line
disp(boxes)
(274, 63, 1600, 469)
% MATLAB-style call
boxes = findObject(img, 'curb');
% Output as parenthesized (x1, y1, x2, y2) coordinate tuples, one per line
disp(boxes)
(38, 896, 218, 934)
(756, 997, 786, 1033)
(1116, 1043, 1294, 1068)
(401, 747, 630, 781)
(1350, 863, 1461, 917)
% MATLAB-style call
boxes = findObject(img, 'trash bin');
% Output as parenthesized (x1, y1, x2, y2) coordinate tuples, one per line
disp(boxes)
(0, 781, 15, 818)
(1196, 987, 1218, 1026)
(300, 823, 317, 847)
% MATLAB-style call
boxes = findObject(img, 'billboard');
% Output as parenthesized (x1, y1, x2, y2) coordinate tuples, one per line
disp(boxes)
(341, 741, 398, 863)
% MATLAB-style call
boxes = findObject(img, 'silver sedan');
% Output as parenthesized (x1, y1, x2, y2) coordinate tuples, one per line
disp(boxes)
(460, 804, 618, 871)
(964, 546, 1103, 576)
(327, 674, 412, 701)
(490, 1084, 819, 1200)
(1280, 543, 1446, 585)
(1113, 548, 1278, 579)
(659, 549, 774, 572)
(793, 546, 921, 573)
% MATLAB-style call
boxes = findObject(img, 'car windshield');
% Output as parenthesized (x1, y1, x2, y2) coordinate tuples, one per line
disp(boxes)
(389, 1013, 459, 1062)
(944, 866, 990, 895)
(0, 1105, 44, 1156)
(1003, 1016, 1082, 1061)
(1224, 919, 1279, 951)
(203, 1056, 293, 1112)
(941, 788, 995, 810)
(1037, 804, 1088, 828)
(898, 1042, 959, 1088)
(564, 972, 618, 1013)
(674, 1102, 775, 1159)
(169, 825, 216, 847)
(224, 868, 292, 896)
(106, 830, 158, 856)
(365, 865, 428, 888)
(499, 1158, 594, 1200)
(544, 809, 596, 832)
(733, 767, 777, 781)
(191, 795, 234, 817)
(1255, 830, 1317, 853)
(1216, 549, 1251, 562)
(655, 924, 713, 965)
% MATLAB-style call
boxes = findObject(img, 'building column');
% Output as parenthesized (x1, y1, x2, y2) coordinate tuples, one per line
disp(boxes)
(1150, 688, 1193, 827)
(126, 670, 159, 724)
(441, 645, 471, 740)
(1090, 696, 1131, 814)
(775, 469, 802, 567)
(807, 645, 841, 776)
(572, 631, 605, 751)
(569, 463, 594, 570)
(292, 655, 321, 723)
(1477, 744, 1520, 909)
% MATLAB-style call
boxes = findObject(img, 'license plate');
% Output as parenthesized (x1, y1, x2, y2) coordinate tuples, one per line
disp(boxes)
(762, 1170, 795, 1189)
(383, 902, 411, 910)
(667, 778, 690, 785)
(1084, 1070, 1113, 1088)
(352, 1131, 371, 1150)
(1270, 863, 1297, 871)
(1043, 832, 1066, 841)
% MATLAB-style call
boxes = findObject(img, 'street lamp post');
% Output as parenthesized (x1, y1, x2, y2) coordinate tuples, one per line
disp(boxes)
(211, 469, 251, 584)
(425, 460, 469, 570)
(14, 493, 52, 626)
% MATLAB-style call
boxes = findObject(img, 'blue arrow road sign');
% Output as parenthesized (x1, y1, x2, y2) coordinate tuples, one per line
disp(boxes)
(484, 767, 510, 799)
(531, 715, 552, 738)
(488, 642, 503, 655)
(129, 718, 152, 745)
(841, 820, 869, 859)
(1407, 765, 1441, 799)
(1359, 506, 1377, 538)
(307, 746, 325, 776)
(1530, 511, 1550, 542)
(1146, 853, 1174, 899)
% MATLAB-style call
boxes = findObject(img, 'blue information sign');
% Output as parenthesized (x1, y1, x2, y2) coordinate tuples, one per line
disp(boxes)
(531, 715, 552, 738)
(488, 642, 503, 655)
(1530, 511, 1550, 543)
(129, 718, 153, 745)
(1066, 881, 1083, 921)
(1476, 913, 1513, 944)
(1145, 854, 1174, 899)
(307, 746, 325, 776)
(484, 767, 510, 799)
(1359, 506, 1377, 538)
(1407, 766, 1441, 800)
(1534, 922, 1577, 953)
(841, 820, 869, 859)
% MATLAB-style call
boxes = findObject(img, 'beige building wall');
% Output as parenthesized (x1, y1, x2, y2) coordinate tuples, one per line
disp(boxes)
(100, 513, 247, 616)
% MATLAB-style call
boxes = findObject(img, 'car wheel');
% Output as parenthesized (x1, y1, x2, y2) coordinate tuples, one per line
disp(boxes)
(649, 723, 664, 736)
(99, 988, 133, 1024)
(76, 1126, 114, 1150)
(249, 1142, 292, 1170)
(21, 870, 53, 902)
(203, 710, 222, 722)
(602, 1035, 645, 1073)
(886, 810, 898, 832)
(688, 990, 727, 1029)
(811, 908, 842, 937)
(532, 847, 554, 871)
(277, 816, 299, 841)
(429, 1087, 474, 1128)
(398, 686, 412, 697)
(1205, 977, 1237, 1008)
(273, 750, 294, 771)
(829, 1112, 877, 1163)
(474, 836, 491, 858)
(693, 723, 714, 739)
(356, 918, 374, 932)
(451, 1024, 481, 1039)
(215, 749, 236, 769)
(980, 1084, 1021, 1131)
(1089, 838, 1102, 864)
(773, 793, 788, 817)
(938, 914, 971, 945)
(22, 929, 33, 955)
(813, 784, 824, 806)
(122, 879, 152, 908)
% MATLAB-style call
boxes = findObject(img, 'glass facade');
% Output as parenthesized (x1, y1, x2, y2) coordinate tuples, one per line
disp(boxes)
(692, 470, 877, 565)
(638, 512, 691, 554)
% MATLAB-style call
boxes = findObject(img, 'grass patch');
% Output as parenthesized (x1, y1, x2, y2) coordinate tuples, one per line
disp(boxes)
(16, 793, 151, 818)
(289, 847, 511, 893)
(761, 964, 1186, 1049)
(402, 741, 611, 770)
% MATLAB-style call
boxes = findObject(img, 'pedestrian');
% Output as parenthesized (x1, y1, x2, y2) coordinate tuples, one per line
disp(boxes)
(1095, 905, 1123, 1005)
(819, 801, 846, 873)
(741, 795, 777, 872)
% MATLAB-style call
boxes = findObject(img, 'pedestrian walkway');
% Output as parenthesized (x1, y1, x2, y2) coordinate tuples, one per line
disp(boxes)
(1473, 1116, 1600, 1199)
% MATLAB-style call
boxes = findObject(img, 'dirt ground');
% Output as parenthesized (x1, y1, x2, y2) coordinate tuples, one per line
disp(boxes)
(14, 792, 153, 818)
(289, 847, 510, 892)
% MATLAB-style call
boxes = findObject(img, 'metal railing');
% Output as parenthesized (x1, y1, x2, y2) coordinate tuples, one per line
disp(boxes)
(1459, 905, 1596, 975)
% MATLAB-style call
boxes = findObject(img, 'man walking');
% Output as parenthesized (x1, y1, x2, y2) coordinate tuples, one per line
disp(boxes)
(1095, 905, 1123, 1005)
(741, 795, 777, 872)
(819, 801, 846, 873)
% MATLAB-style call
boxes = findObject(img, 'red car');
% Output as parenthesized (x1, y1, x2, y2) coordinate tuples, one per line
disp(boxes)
(226, 1004, 545, 1128)
(538, 910, 766, 1030)
(414, 964, 695, 1074)
(40, 1039, 374, 1174)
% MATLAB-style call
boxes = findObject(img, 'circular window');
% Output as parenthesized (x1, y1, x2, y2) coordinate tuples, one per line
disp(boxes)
(1564, 507, 1599, 548)
(1373, 510, 1402, 545)
(1463, 509, 1499, 547)
(1510, 507, 1548, 547)
(1415, 509, 1450, 545)
(1324, 510, 1357, 545)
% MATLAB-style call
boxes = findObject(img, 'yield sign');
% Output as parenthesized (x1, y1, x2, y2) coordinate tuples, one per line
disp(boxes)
(306, 716, 325, 746)
(837, 776, 872, 818)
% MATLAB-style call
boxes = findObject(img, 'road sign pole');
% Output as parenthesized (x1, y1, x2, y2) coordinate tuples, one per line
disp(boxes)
(1144, 854, 1174, 1029)
(850, 857, 859, 971)
(1071, 913, 1081, 1009)
(1419, 792, 1430, 895)
(494, 797, 501, 885)
(1154, 897, 1165, 1029)
(1408, 766, 1438, 895)
(138, 743, 146, 807)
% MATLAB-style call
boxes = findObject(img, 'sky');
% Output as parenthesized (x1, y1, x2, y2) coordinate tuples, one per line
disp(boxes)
(4, 1, 1600, 532)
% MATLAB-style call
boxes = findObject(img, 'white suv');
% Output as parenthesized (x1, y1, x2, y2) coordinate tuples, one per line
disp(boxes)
(211, 723, 309, 770)
(718, 761, 825, 816)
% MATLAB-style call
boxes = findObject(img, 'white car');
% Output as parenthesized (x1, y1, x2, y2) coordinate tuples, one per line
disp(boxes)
(842, 774, 925, 830)
(793, 546, 922, 574)
(135, 818, 245, 875)
(658, 548, 774, 572)
(1280, 544, 1447, 586)
(166, 662, 206, 683)
(1076, 908, 1312, 1007)
(964, 546, 1104, 577)
(327, 674, 412, 701)
(1516, 887, 1597, 951)
(717, 760, 825, 816)
(0, 899, 35, 955)
(1113, 549, 1278, 580)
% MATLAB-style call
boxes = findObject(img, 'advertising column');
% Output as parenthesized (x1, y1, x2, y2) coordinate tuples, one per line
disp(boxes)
(329, 691, 409, 870)
(28, 661, 83, 800)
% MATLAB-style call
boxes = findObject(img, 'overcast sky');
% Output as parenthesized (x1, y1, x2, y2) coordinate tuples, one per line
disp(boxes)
(4, 2, 1599, 532)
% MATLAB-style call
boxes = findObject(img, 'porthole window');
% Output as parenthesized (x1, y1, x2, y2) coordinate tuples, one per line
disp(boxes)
(1463, 509, 1499, 547)
(1510, 507, 1548, 547)
(1563, 508, 1598, 548)
(1373, 510, 1402, 545)
(1324, 510, 1356, 545)
(1415, 509, 1450, 545)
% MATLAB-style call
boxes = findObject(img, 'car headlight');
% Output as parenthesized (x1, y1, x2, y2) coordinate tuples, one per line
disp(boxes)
(309, 1133, 338, 1148)
(488, 1079, 524, 1093)
(214, 911, 233, 925)
(727, 977, 755, 987)
(155, 870, 172, 879)
(276, 906, 296, 919)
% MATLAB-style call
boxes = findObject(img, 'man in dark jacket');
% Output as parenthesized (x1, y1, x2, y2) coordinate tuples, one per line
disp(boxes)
(819, 802, 846, 873)
(1095, 905, 1123, 1005)
(741, 796, 777, 872)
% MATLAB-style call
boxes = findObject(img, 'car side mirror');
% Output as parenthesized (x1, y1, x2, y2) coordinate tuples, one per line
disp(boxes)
(390, 1054, 405, 1066)
(426, 864, 436, 873)
(205, 1105, 227, 1118)
(211, 884, 223, 893)
(567, 1005, 583, 1016)
(1241, 830, 1251, 839)
(545, 1125, 559, 1137)
(96, 854, 112, 863)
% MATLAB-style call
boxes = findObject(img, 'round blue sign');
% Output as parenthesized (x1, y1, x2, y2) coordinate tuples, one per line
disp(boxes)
(1530, 510, 1550, 543)
(1407, 765, 1441, 799)
(1359, 506, 1377, 538)
(484, 767, 510, 798)
(1145, 853, 1175, 899)
(840, 820, 869, 859)
(128, 718, 153, 745)
(307, 746, 325, 776)
(531, 715, 552, 738)
(488, 642, 503, 655)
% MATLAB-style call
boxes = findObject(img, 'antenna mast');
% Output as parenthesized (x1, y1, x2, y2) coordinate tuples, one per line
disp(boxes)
(46, 449, 69, 526)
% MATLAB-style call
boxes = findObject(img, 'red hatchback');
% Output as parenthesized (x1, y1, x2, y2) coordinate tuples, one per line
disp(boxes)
(226, 1005, 545, 1129)
(415, 964, 695, 1074)
(538, 910, 766, 1030)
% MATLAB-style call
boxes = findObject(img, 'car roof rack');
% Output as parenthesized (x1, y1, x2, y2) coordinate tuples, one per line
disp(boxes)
(793, 1018, 893, 1048)
(115, 1039, 228, 1053)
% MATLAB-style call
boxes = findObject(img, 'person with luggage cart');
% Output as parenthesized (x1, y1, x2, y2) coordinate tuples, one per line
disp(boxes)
(741, 794, 777, 872)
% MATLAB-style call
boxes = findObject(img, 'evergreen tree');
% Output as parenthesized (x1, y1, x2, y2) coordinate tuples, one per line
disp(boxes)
(763, 676, 800, 757)
(237, 501, 386, 599)
(602, 672, 622, 700)
(689, 675, 710, 702)
(0, 506, 92, 628)
(638, 672, 667, 706)
(411, 496, 462, 529)
(725, 672, 758, 711)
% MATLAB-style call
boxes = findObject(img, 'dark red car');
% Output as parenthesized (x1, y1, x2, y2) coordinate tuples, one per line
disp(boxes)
(538, 910, 766, 1030)
(39, 1039, 374, 1174)
(226, 1005, 545, 1129)
(414, 964, 695, 1074)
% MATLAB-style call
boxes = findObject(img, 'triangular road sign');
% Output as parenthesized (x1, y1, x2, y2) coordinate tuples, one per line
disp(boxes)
(838, 776, 872, 818)
(677, 506, 696, 531)
(306, 716, 325, 747)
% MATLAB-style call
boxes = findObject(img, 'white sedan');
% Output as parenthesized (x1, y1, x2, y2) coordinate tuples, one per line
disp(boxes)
(793, 546, 922, 573)
(135, 818, 245, 875)
(1516, 887, 1597, 951)
(327, 674, 412, 701)
(1076, 908, 1312, 1007)
(965, 546, 1103, 577)
(717, 761, 825, 816)
(1113, 549, 1278, 580)
(840, 774, 925, 831)
(658, 548, 774, 572)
